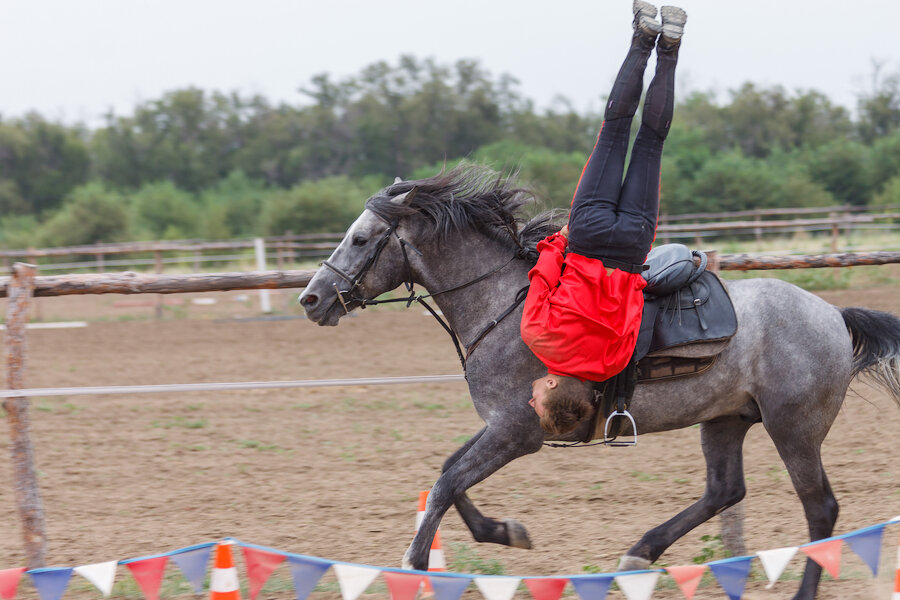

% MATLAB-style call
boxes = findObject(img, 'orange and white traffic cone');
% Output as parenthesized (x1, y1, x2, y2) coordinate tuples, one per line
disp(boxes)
(210, 541, 241, 600)
(416, 490, 447, 593)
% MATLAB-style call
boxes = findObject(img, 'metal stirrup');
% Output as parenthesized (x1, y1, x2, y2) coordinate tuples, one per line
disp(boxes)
(603, 409, 637, 446)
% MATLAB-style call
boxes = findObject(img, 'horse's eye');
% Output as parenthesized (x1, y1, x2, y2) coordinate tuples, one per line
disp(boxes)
(351, 236, 368, 247)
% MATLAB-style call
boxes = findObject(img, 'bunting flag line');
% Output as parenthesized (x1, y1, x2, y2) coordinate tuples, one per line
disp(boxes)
(28, 568, 73, 600)
(382, 571, 423, 600)
(614, 571, 660, 600)
(124, 556, 168, 600)
(570, 575, 614, 600)
(707, 557, 753, 600)
(73, 561, 117, 598)
(756, 546, 799, 589)
(523, 577, 568, 600)
(2, 517, 899, 600)
(333, 564, 380, 600)
(427, 575, 471, 600)
(664, 565, 706, 599)
(800, 538, 842, 579)
(169, 545, 214, 594)
(844, 524, 885, 576)
(241, 546, 286, 600)
(287, 556, 331, 600)
(474, 576, 520, 600)
(0, 568, 26, 600)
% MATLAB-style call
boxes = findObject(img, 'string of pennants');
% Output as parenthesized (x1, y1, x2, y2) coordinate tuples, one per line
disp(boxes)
(1, 515, 897, 600)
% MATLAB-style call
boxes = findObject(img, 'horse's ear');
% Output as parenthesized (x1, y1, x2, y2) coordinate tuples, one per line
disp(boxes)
(393, 176, 402, 184)
(391, 186, 418, 206)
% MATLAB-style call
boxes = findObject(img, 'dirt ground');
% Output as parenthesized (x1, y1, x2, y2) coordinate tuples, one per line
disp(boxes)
(0, 284, 898, 599)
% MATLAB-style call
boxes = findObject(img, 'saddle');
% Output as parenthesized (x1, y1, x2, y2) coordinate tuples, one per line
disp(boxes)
(588, 244, 738, 445)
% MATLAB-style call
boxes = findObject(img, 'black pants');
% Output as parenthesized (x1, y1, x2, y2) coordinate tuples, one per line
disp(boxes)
(567, 36, 678, 269)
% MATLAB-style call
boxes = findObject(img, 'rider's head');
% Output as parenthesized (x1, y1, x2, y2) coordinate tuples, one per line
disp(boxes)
(528, 373, 593, 435)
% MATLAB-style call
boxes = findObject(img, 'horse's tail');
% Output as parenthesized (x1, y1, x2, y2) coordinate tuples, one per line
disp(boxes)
(841, 307, 900, 408)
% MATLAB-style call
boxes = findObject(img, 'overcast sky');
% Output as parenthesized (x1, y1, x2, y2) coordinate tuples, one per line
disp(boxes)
(2, 0, 899, 127)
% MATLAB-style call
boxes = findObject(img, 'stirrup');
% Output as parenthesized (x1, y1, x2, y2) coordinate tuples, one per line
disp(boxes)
(603, 409, 638, 446)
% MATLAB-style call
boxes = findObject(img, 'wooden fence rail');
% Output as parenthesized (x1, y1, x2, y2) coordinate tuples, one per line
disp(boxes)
(2, 252, 900, 299)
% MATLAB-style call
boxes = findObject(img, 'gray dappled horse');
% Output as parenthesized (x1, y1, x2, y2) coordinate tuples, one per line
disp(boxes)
(298, 166, 900, 600)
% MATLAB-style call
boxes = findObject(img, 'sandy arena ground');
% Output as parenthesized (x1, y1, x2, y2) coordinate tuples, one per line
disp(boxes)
(0, 284, 898, 599)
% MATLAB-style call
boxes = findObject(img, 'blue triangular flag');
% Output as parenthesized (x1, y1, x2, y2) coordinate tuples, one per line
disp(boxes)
(171, 545, 214, 593)
(708, 556, 753, 600)
(287, 555, 330, 600)
(845, 525, 885, 576)
(429, 575, 471, 600)
(28, 568, 73, 600)
(570, 575, 614, 600)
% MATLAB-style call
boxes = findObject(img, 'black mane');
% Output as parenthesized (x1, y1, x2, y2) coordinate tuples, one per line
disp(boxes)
(366, 164, 564, 262)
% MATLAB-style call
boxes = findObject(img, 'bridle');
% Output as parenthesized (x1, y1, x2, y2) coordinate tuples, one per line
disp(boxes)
(320, 207, 530, 373)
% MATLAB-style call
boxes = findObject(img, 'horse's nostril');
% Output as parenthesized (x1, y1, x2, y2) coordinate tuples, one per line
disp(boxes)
(301, 293, 318, 307)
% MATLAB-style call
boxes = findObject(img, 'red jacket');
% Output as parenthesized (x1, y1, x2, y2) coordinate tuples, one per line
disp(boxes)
(520, 232, 646, 382)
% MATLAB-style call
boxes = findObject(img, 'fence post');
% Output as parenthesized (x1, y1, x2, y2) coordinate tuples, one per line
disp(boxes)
(254, 238, 272, 314)
(4, 262, 47, 569)
(154, 251, 163, 319)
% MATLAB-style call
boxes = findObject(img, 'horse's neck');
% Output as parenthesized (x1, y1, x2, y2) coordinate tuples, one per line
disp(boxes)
(416, 237, 530, 346)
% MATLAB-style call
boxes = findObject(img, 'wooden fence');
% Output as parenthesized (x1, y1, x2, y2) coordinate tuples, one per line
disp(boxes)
(1, 204, 899, 276)
(4, 249, 900, 567)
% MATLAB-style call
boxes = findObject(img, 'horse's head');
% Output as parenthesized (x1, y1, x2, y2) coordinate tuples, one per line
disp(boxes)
(299, 183, 420, 326)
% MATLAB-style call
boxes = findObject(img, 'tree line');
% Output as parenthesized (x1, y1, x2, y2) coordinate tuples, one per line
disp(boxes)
(2, 55, 900, 248)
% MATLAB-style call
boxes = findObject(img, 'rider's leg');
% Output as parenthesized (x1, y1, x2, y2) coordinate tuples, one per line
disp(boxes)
(567, 1, 660, 258)
(607, 6, 685, 264)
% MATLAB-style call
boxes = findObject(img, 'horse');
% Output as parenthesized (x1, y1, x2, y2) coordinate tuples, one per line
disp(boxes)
(298, 165, 900, 600)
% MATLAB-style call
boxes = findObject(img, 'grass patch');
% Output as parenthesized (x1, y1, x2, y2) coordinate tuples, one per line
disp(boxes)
(237, 439, 282, 451)
(152, 416, 208, 429)
(629, 471, 660, 482)
(447, 542, 505, 575)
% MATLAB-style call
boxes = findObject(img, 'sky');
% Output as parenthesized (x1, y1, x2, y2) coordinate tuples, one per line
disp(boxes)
(2, 0, 899, 127)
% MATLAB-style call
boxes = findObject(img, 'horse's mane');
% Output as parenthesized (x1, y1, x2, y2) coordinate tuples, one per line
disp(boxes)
(366, 164, 565, 263)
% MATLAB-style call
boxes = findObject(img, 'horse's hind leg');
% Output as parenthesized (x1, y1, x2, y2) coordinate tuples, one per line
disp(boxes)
(440, 427, 532, 549)
(766, 428, 838, 599)
(619, 417, 753, 569)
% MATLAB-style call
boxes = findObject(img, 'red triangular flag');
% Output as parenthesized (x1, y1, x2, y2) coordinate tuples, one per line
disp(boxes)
(126, 556, 169, 600)
(382, 572, 423, 600)
(665, 565, 706, 599)
(241, 546, 285, 600)
(524, 578, 568, 600)
(0, 568, 27, 600)
(800, 539, 842, 579)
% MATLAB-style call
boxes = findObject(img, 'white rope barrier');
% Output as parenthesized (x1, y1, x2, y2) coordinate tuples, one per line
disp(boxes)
(0, 374, 466, 399)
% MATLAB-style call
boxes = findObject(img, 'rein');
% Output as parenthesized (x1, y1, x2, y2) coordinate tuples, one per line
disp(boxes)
(320, 211, 529, 373)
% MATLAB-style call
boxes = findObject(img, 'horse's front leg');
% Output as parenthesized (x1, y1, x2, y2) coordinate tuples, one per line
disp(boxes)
(439, 427, 533, 549)
(403, 425, 542, 570)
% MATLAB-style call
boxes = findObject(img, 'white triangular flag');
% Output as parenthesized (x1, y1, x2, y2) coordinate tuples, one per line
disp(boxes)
(614, 571, 659, 600)
(474, 577, 521, 600)
(333, 564, 380, 600)
(756, 546, 799, 589)
(890, 515, 900, 524)
(74, 561, 118, 597)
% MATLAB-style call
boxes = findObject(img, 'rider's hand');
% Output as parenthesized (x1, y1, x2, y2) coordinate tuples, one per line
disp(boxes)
(559, 224, 569, 239)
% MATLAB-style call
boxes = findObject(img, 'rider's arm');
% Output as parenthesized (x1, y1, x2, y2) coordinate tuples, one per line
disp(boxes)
(528, 232, 568, 293)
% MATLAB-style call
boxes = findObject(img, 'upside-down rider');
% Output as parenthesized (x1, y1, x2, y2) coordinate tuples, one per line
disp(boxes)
(521, 1, 686, 435)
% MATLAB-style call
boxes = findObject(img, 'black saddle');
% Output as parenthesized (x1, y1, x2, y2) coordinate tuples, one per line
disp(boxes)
(588, 244, 738, 445)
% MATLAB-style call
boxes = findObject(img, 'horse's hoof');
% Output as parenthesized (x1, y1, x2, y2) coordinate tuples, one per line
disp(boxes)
(617, 555, 652, 571)
(505, 519, 532, 549)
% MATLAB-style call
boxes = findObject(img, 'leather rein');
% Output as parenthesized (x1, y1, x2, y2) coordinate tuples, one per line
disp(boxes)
(320, 210, 530, 373)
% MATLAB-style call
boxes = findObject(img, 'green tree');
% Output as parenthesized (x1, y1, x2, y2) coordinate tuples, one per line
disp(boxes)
(131, 181, 200, 239)
(38, 183, 129, 246)
(802, 139, 873, 205)
(261, 176, 373, 235)
(0, 114, 90, 214)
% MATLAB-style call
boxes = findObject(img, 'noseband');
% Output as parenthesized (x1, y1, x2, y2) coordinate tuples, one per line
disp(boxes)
(319, 209, 528, 373)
